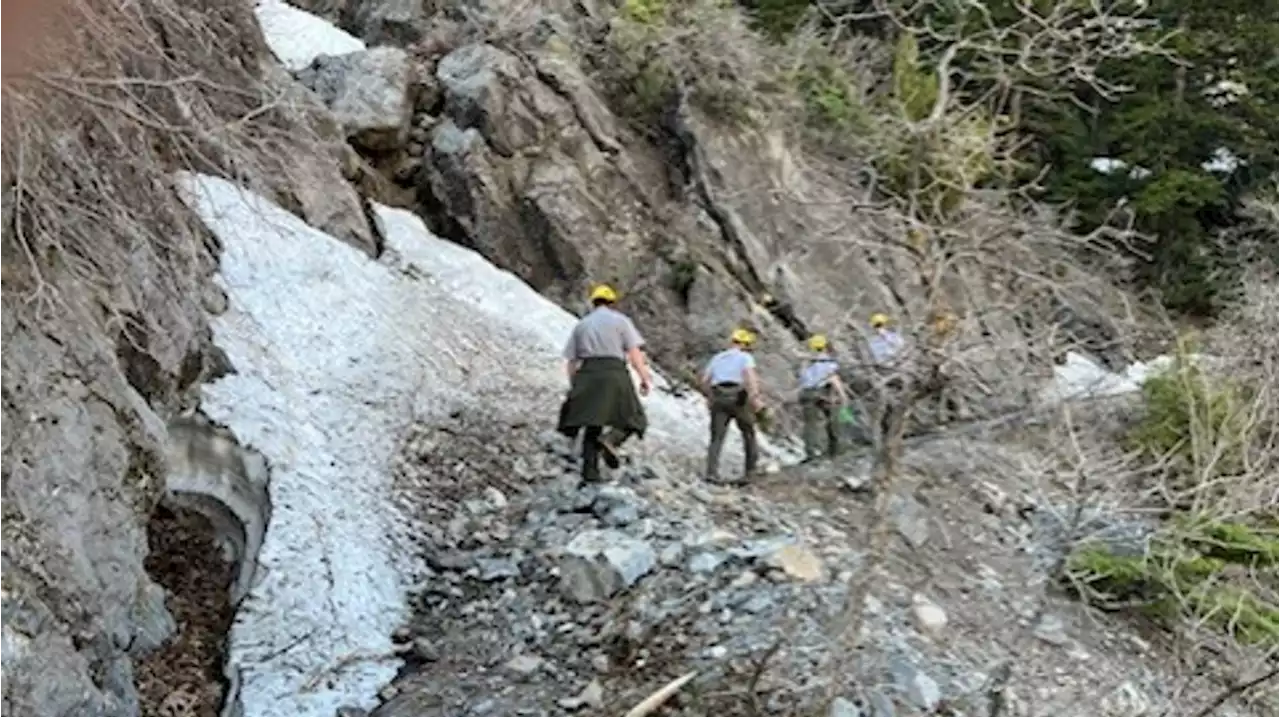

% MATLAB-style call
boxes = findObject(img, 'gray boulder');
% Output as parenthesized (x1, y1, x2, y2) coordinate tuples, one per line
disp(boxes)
(349, 0, 423, 45)
(559, 529, 655, 604)
(298, 47, 414, 151)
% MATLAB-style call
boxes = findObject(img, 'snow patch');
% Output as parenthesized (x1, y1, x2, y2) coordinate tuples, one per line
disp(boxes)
(1089, 156, 1150, 180)
(254, 0, 365, 72)
(1040, 352, 1142, 403)
(1039, 351, 1210, 404)
(177, 173, 761, 717)
(1202, 147, 1244, 174)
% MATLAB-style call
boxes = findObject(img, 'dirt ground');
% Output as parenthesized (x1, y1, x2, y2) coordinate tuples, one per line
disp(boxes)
(137, 505, 236, 717)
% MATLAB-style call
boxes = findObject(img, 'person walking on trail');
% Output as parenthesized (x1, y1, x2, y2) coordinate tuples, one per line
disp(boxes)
(868, 313, 904, 366)
(701, 328, 764, 483)
(557, 284, 653, 483)
(798, 333, 848, 463)
(866, 312, 906, 441)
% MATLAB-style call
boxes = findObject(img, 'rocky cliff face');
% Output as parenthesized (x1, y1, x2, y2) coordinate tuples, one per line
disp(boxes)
(285, 0, 932, 407)
(0, 0, 372, 714)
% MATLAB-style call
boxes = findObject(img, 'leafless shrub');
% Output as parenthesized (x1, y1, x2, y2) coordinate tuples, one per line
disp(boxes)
(788, 0, 1170, 709)
(2, 0, 333, 350)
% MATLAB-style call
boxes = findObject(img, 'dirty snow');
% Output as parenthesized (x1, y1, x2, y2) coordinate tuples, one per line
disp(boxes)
(1039, 351, 1190, 404)
(254, 0, 365, 72)
(176, 173, 757, 717)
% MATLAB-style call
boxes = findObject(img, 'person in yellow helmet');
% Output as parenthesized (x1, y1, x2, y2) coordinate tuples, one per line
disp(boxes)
(557, 284, 653, 482)
(798, 333, 848, 462)
(699, 328, 764, 483)
(868, 313, 904, 366)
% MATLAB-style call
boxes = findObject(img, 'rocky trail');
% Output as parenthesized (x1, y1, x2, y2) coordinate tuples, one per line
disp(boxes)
(361, 408, 1258, 717)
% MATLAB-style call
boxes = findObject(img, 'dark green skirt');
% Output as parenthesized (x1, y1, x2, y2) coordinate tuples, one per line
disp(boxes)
(557, 358, 648, 438)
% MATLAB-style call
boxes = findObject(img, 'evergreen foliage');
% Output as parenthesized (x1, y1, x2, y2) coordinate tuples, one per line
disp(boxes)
(743, 0, 1279, 315)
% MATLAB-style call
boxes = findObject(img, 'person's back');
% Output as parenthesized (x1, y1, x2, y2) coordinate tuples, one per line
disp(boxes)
(797, 334, 847, 461)
(701, 330, 763, 483)
(564, 306, 642, 361)
(704, 346, 754, 387)
(558, 285, 652, 482)
(869, 330, 903, 364)
(798, 356, 840, 391)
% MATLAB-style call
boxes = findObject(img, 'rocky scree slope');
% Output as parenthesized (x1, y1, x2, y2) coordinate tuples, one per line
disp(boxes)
(370, 407, 1269, 717)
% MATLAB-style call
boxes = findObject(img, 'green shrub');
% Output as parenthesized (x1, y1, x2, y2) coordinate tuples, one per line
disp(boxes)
(1066, 520, 1279, 647)
(622, 0, 667, 24)
(1127, 339, 1247, 482)
(793, 59, 866, 131)
(606, 0, 764, 127)
(747, 0, 812, 41)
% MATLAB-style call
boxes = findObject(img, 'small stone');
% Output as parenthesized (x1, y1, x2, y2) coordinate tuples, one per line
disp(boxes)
(866, 688, 895, 717)
(590, 653, 611, 673)
(738, 594, 774, 614)
(764, 544, 826, 582)
(476, 557, 520, 582)
(1101, 681, 1151, 717)
(505, 654, 544, 675)
(592, 486, 644, 527)
(558, 679, 605, 711)
(427, 550, 474, 572)
(659, 543, 685, 566)
(378, 684, 399, 701)
(843, 474, 871, 492)
(705, 645, 729, 659)
(391, 626, 412, 643)
(484, 486, 508, 509)
(1033, 613, 1071, 646)
(729, 535, 794, 559)
(829, 697, 863, 717)
(890, 657, 941, 711)
(910, 593, 947, 635)
(889, 495, 930, 549)
(687, 552, 724, 574)
(412, 638, 439, 662)
(560, 529, 655, 603)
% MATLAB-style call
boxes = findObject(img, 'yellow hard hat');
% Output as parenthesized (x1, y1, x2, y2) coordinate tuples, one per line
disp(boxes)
(731, 328, 756, 346)
(869, 313, 891, 328)
(807, 334, 829, 352)
(589, 284, 618, 303)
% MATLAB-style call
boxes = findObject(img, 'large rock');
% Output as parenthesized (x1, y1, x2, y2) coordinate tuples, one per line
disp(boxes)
(260, 60, 381, 257)
(298, 47, 414, 151)
(559, 529, 656, 603)
(435, 43, 552, 157)
(348, 0, 423, 45)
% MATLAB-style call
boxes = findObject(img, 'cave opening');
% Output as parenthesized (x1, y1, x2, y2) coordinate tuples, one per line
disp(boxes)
(136, 503, 236, 717)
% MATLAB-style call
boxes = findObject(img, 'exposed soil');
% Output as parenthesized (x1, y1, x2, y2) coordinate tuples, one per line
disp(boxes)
(137, 504, 236, 717)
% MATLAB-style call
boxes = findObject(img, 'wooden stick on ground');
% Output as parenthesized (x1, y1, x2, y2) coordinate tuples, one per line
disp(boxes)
(623, 670, 698, 717)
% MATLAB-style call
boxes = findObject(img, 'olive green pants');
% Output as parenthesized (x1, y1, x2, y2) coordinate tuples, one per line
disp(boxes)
(800, 388, 839, 460)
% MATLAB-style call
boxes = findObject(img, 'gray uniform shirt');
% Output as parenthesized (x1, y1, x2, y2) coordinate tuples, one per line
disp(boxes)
(799, 357, 839, 389)
(563, 307, 645, 360)
(703, 348, 755, 386)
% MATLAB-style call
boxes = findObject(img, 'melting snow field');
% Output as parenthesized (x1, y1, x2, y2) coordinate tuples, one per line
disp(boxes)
(177, 173, 730, 717)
